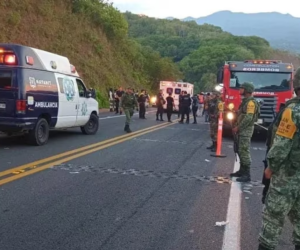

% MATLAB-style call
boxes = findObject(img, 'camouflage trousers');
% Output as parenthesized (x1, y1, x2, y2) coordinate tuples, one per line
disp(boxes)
(209, 119, 218, 142)
(237, 135, 251, 174)
(124, 108, 134, 125)
(109, 99, 115, 111)
(259, 167, 300, 249)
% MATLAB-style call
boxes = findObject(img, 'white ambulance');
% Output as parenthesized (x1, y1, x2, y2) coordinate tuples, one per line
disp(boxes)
(159, 81, 194, 111)
(0, 44, 99, 146)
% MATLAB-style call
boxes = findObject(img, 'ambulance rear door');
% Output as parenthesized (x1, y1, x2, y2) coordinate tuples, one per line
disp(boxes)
(173, 86, 182, 110)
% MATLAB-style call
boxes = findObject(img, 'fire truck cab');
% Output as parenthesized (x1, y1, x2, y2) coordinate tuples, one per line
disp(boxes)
(216, 60, 294, 132)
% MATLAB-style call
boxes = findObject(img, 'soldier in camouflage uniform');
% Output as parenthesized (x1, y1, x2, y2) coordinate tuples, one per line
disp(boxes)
(120, 87, 138, 133)
(258, 87, 300, 250)
(207, 91, 222, 152)
(230, 82, 259, 182)
(262, 87, 300, 203)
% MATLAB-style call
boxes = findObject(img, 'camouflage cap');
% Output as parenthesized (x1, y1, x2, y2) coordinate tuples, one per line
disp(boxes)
(240, 82, 255, 93)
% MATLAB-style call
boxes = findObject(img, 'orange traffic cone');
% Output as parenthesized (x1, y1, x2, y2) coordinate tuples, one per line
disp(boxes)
(211, 112, 226, 158)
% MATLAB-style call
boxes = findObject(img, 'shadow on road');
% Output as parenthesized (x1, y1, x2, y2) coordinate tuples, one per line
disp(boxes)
(0, 129, 82, 148)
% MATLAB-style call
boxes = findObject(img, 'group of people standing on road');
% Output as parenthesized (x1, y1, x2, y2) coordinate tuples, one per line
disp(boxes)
(116, 87, 209, 133)
(156, 90, 208, 124)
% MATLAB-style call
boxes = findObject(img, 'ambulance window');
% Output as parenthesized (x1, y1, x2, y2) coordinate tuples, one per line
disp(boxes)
(57, 78, 65, 93)
(166, 88, 173, 94)
(0, 71, 12, 89)
(57, 77, 75, 94)
(76, 79, 86, 97)
(175, 88, 181, 94)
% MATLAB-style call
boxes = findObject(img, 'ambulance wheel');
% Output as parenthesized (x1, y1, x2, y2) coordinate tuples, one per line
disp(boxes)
(27, 118, 49, 146)
(81, 113, 99, 135)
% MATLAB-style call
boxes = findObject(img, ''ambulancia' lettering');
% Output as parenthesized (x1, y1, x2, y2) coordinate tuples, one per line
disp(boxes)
(35, 102, 58, 108)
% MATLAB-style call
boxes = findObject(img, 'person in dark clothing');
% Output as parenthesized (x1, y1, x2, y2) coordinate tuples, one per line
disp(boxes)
(191, 94, 199, 124)
(178, 91, 184, 118)
(138, 89, 146, 119)
(179, 91, 191, 124)
(115, 87, 124, 114)
(166, 93, 175, 122)
(134, 90, 139, 111)
(156, 90, 165, 121)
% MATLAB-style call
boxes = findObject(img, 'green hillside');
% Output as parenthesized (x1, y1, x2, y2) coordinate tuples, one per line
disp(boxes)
(124, 12, 300, 92)
(0, 0, 182, 107)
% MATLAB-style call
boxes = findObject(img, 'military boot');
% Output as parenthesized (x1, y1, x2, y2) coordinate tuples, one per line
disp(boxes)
(236, 173, 251, 183)
(230, 170, 242, 177)
(211, 142, 217, 152)
(125, 125, 132, 133)
(206, 142, 214, 150)
(295, 245, 300, 250)
(124, 124, 128, 131)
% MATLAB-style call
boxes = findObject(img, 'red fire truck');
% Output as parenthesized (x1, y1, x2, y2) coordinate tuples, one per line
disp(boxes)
(216, 60, 294, 132)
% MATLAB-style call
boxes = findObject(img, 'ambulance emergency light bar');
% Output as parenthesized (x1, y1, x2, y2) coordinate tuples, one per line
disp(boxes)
(0, 49, 18, 65)
(0, 48, 35, 66)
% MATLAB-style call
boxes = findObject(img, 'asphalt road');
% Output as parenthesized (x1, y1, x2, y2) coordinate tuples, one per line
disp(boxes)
(0, 108, 295, 250)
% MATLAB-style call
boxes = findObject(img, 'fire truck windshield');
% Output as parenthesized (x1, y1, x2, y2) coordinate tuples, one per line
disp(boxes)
(229, 71, 291, 91)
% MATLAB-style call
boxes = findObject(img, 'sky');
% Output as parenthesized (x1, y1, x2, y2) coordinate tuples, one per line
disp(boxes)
(111, 0, 300, 18)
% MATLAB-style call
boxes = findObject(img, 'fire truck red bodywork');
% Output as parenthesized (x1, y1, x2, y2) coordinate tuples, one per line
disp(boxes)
(217, 60, 294, 131)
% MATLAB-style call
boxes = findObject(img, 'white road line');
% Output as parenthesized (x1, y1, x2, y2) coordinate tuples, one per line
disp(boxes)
(99, 111, 156, 120)
(222, 156, 242, 250)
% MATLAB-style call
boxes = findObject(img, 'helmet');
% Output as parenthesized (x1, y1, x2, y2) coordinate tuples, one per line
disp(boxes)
(294, 86, 300, 94)
(240, 82, 255, 93)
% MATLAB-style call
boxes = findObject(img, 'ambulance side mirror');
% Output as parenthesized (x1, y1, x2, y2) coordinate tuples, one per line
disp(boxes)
(87, 88, 96, 98)
(86, 90, 92, 98)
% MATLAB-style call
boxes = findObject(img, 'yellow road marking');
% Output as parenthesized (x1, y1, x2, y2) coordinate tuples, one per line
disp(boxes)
(0, 121, 177, 186)
(0, 122, 172, 178)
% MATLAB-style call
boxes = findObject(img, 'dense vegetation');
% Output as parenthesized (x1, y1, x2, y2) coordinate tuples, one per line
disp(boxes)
(124, 12, 300, 92)
(0, 0, 182, 107)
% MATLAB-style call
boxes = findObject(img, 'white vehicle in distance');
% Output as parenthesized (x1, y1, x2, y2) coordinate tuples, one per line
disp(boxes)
(159, 81, 194, 112)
